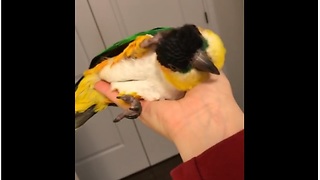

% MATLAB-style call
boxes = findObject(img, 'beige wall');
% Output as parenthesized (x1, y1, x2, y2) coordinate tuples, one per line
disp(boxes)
(211, 0, 244, 111)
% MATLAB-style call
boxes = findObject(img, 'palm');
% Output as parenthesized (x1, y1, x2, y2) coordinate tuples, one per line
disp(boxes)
(139, 72, 232, 139)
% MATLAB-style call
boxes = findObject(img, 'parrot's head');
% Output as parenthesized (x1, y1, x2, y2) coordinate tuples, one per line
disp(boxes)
(141, 24, 226, 90)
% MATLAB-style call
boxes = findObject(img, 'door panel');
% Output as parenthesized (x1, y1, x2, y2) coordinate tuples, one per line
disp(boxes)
(115, 0, 185, 35)
(75, 108, 149, 180)
(135, 120, 179, 165)
(75, 0, 149, 179)
(88, 0, 211, 168)
(76, 0, 105, 58)
(87, 0, 127, 47)
(178, 0, 209, 28)
(75, 111, 122, 162)
(75, 30, 89, 81)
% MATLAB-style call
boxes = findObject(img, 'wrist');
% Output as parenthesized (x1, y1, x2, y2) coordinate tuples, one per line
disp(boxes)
(171, 98, 244, 162)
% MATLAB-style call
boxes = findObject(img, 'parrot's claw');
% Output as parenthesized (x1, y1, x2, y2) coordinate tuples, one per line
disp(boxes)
(113, 95, 142, 123)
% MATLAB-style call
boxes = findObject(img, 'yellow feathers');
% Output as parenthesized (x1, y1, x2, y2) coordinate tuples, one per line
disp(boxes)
(111, 35, 153, 66)
(75, 73, 111, 113)
(199, 27, 226, 70)
(75, 35, 152, 114)
(75, 60, 112, 113)
(83, 60, 110, 76)
(160, 64, 210, 91)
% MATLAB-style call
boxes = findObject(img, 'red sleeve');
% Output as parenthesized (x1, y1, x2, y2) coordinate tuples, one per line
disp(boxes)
(170, 130, 244, 180)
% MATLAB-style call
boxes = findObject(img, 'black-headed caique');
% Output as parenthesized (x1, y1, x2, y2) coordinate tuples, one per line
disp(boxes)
(75, 24, 226, 129)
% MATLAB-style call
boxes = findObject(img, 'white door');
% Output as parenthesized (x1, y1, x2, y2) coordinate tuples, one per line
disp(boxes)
(75, 0, 149, 179)
(76, 0, 216, 179)
(88, 0, 213, 166)
(90, 0, 211, 46)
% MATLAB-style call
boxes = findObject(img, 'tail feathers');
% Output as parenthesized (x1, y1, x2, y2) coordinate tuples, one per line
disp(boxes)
(75, 105, 97, 129)
(75, 72, 112, 129)
(75, 103, 117, 129)
(75, 76, 84, 91)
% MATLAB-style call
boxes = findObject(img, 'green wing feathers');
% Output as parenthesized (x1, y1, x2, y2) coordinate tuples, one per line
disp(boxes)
(97, 27, 173, 57)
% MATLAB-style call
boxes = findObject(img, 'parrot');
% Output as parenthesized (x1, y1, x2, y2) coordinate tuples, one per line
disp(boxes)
(75, 24, 226, 129)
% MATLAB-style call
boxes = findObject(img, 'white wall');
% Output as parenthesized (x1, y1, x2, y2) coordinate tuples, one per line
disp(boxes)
(210, 0, 244, 111)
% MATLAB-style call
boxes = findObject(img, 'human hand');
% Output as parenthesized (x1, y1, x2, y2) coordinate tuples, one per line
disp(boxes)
(95, 72, 244, 161)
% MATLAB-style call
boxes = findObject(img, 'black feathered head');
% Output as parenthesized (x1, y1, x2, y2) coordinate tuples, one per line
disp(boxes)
(141, 24, 220, 74)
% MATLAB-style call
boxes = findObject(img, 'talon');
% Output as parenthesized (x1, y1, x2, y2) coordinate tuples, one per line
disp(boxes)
(113, 94, 142, 123)
(129, 107, 139, 111)
(125, 114, 138, 119)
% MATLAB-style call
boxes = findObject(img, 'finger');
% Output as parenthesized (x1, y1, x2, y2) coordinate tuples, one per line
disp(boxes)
(94, 81, 118, 104)
(94, 81, 130, 109)
(94, 81, 111, 96)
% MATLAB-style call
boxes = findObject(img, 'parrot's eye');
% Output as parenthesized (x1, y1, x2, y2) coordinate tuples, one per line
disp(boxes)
(168, 64, 179, 71)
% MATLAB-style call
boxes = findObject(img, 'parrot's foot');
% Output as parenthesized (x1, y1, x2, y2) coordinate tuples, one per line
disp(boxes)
(113, 95, 142, 123)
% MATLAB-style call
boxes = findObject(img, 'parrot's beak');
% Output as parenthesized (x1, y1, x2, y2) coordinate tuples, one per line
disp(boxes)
(191, 50, 220, 75)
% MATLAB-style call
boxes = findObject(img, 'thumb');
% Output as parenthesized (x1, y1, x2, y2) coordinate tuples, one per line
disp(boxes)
(94, 81, 118, 103)
(94, 81, 130, 109)
(94, 81, 111, 96)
